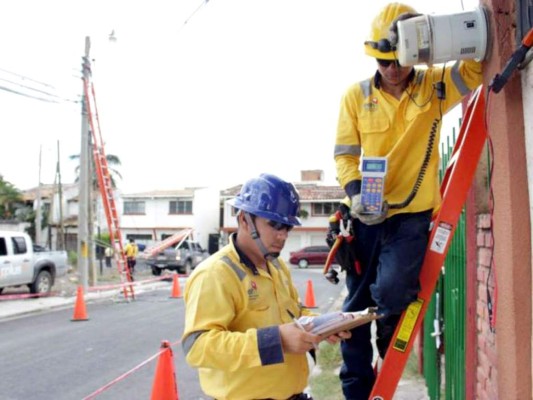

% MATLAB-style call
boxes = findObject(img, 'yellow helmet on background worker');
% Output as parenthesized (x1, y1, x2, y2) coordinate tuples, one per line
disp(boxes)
(364, 2, 418, 60)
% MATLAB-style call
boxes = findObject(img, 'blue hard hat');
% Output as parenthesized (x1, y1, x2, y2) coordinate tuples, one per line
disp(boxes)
(229, 173, 301, 226)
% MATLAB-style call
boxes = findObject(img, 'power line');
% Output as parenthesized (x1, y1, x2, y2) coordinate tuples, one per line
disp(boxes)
(0, 67, 56, 89)
(0, 77, 63, 100)
(178, 0, 211, 33)
(0, 84, 61, 103)
(0, 69, 79, 104)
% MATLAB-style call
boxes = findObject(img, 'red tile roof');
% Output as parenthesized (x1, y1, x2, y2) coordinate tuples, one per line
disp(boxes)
(220, 183, 345, 201)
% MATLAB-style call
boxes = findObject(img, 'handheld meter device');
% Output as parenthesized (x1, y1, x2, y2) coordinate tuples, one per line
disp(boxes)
(360, 157, 388, 214)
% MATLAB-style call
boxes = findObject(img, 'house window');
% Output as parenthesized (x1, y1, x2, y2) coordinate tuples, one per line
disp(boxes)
(128, 234, 152, 241)
(123, 201, 146, 215)
(169, 200, 192, 215)
(312, 202, 338, 216)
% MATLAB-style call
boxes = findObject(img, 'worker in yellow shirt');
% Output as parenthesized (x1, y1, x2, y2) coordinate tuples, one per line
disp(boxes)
(182, 173, 351, 400)
(123, 238, 138, 276)
(333, 3, 483, 398)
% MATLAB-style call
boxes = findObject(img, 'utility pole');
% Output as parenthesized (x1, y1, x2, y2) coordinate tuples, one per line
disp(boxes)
(35, 144, 42, 245)
(78, 36, 91, 291)
(56, 140, 65, 250)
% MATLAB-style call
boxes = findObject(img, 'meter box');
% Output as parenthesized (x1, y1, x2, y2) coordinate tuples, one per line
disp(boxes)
(360, 157, 387, 214)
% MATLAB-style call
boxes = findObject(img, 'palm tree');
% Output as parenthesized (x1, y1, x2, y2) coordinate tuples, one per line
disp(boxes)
(0, 175, 22, 219)
(69, 152, 123, 189)
(70, 150, 123, 278)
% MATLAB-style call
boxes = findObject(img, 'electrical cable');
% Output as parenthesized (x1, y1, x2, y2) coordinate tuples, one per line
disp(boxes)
(393, 51, 437, 108)
(0, 84, 60, 103)
(0, 70, 79, 103)
(0, 76, 75, 103)
(387, 56, 445, 210)
(484, 87, 497, 333)
(178, 0, 211, 33)
(388, 118, 439, 209)
(0, 66, 56, 89)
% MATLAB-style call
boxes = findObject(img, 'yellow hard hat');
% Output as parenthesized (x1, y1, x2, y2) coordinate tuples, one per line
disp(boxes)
(364, 2, 418, 60)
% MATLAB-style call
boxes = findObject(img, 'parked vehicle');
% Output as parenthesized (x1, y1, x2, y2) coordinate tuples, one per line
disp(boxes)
(0, 231, 69, 294)
(289, 245, 331, 269)
(145, 240, 209, 276)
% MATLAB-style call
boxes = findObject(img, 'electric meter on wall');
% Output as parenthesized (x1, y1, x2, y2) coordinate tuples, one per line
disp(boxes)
(396, 6, 489, 66)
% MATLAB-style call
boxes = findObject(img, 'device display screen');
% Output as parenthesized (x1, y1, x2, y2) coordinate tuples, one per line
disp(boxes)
(363, 160, 386, 173)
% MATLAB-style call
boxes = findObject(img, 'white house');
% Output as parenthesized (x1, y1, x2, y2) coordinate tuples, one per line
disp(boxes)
(22, 183, 79, 251)
(118, 187, 220, 252)
(22, 170, 345, 264)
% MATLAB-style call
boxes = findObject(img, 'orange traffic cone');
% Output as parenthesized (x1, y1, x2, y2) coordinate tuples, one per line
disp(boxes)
(151, 340, 179, 400)
(304, 279, 318, 308)
(170, 275, 182, 299)
(71, 285, 89, 321)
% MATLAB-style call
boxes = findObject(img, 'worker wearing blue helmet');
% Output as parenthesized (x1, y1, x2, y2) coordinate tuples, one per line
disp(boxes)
(182, 173, 350, 400)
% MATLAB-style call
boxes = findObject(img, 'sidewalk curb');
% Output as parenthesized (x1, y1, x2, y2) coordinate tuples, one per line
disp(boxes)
(0, 279, 173, 321)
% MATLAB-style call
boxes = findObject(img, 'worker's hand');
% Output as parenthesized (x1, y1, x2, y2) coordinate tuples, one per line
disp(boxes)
(279, 323, 321, 354)
(350, 194, 389, 225)
(324, 330, 352, 345)
(388, 12, 423, 47)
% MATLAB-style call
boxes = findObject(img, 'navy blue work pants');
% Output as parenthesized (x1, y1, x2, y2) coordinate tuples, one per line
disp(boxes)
(340, 210, 432, 400)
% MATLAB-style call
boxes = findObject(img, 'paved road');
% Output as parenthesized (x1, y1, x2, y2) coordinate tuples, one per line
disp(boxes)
(0, 267, 346, 400)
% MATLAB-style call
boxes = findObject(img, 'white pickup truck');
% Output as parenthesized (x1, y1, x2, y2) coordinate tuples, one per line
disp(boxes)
(0, 231, 69, 294)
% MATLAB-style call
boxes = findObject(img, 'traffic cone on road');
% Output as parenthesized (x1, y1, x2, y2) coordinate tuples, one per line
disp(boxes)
(71, 285, 89, 321)
(170, 275, 182, 299)
(151, 340, 179, 400)
(304, 279, 318, 308)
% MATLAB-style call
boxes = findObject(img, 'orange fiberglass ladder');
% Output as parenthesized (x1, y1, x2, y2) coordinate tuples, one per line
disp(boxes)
(369, 85, 488, 399)
(82, 70, 135, 301)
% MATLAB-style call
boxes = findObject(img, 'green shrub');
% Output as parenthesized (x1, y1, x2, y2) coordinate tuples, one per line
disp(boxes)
(68, 251, 78, 267)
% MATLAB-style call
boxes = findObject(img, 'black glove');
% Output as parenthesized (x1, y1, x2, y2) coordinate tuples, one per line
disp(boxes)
(388, 12, 423, 47)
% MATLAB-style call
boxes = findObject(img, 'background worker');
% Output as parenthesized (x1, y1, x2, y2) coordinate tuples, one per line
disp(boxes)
(182, 173, 350, 400)
(104, 246, 114, 269)
(123, 238, 138, 276)
(333, 2, 483, 398)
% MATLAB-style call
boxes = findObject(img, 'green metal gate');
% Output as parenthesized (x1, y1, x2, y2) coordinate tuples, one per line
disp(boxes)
(423, 127, 467, 400)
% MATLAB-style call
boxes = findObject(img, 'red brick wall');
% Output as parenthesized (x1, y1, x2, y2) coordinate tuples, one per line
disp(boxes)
(475, 214, 498, 400)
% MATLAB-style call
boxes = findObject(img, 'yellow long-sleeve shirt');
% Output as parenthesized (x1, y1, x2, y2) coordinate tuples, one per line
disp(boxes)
(124, 242, 138, 258)
(182, 234, 315, 400)
(334, 60, 483, 216)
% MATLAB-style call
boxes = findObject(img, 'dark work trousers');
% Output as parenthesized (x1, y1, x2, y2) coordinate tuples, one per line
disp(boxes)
(127, 258, 136, 274)
(339, 210, 432, 400)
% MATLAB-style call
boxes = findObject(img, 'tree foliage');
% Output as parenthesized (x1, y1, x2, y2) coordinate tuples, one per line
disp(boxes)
(0, 175, 23, 219)
(69, 152, 123, 189)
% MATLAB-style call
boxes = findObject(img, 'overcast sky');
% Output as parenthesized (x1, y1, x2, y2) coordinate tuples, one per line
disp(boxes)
(0, 0, 476, 194)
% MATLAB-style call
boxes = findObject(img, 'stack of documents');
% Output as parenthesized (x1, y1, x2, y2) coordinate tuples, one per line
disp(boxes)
(298, 307, 382, 338)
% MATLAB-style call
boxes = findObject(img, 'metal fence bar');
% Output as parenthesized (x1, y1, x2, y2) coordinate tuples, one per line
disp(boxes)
(424, 122, 467, 399)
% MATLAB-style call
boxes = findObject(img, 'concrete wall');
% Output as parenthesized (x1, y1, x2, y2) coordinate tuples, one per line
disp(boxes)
(522, 42, 533, 400)
(477, 0, 533, 397)
(0, 221, 28, 232)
